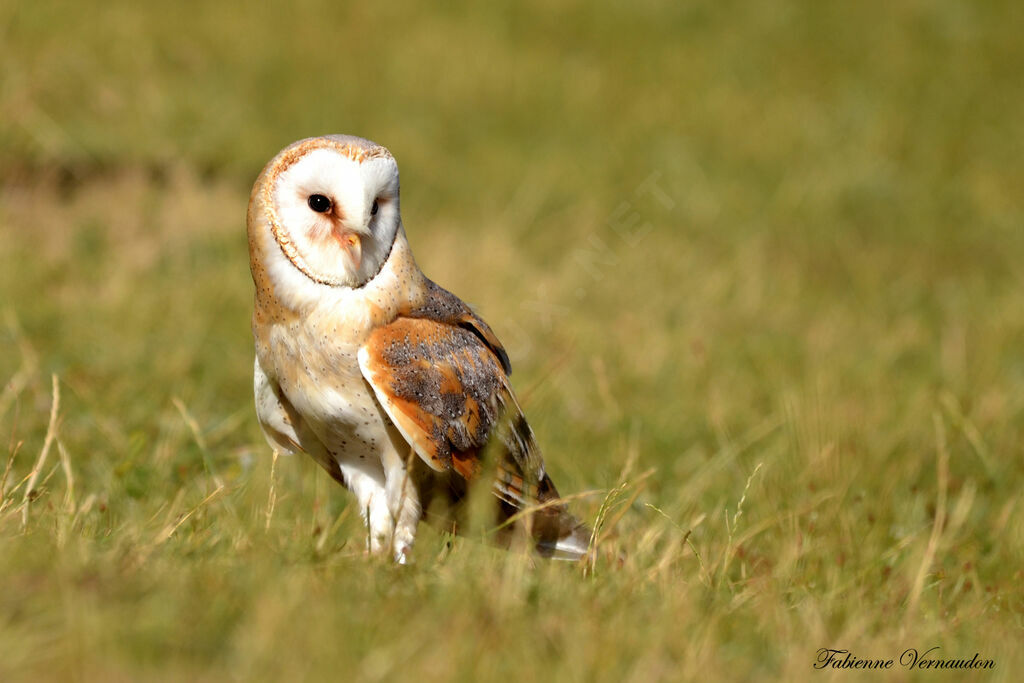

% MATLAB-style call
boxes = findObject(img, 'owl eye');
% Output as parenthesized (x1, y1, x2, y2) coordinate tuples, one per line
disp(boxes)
(307, 194, 332, 213)
(371, 199, 379, 216)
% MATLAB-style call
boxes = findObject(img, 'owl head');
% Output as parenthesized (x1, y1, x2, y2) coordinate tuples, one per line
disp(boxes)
(248, 135, 401, 291)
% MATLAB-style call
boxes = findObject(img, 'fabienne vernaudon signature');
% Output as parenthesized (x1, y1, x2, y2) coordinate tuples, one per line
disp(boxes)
(815, 647, 995, 671)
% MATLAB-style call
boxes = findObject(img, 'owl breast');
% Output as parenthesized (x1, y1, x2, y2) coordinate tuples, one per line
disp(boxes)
(251, 227, 425, 472)
(262, 303, 394, 465)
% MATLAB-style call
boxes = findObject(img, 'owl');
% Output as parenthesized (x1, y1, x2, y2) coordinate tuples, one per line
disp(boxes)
(247, 135, 590, 562)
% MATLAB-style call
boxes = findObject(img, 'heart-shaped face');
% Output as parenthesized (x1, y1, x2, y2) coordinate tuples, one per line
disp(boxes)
(252, 135, 401, 289)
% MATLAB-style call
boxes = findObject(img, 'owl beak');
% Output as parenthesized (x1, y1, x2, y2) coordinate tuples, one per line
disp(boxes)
(336, 230, 362, 270)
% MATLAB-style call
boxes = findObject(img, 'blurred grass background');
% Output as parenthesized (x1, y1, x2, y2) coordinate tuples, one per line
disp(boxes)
(1, 0, 1022, 680)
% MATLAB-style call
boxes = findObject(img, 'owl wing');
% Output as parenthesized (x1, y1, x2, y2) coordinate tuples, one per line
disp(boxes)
(357, 314, 553, 510)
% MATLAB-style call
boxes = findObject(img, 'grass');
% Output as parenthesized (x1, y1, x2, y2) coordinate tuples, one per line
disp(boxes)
(2, 0, 1023, 680)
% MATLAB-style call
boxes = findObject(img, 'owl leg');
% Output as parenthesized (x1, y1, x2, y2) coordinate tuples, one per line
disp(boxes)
(368, 492, 398, 557)
(340, 463, 393, 555)
(382, 446, 422, 564)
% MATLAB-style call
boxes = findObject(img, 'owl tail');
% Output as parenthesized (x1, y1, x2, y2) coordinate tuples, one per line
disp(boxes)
(491, 461, 592, 560)
(531, 508, 593, 561)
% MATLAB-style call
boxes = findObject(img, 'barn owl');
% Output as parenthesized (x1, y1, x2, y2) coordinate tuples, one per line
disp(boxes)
(247, 134, 590, 562)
